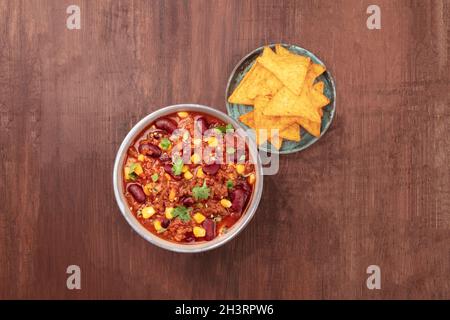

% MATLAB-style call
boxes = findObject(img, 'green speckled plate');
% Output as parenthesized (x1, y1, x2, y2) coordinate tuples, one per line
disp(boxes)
(225, 44, 336, 154)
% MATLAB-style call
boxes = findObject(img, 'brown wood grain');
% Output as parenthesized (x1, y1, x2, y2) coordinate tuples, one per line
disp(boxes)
(0, 0, 449, 299)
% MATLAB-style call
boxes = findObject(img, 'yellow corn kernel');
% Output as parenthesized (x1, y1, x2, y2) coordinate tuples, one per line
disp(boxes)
(164, 173, 171, 180)
(182, 165, 189, 173)
(165, 207, 174, 219)
(134, 163, 144, 176)
(138, 154, 145, 162)
(177, 111, 188, 118)
(142, 206, 155, 219)
(248, 173, 256, 185)
(191, 153, 201, 164)
(124, 167, 130, 179)
(193, 138, 202, 146)
(184, 171, 193, 180)
(220, 199, 232, 208)
(169, 188, 176, 201)
(154, 220, 163, 231)
(236, 164, 245, 175)
(193, 226, 206, 238)
(143, 184, 152, 196)
(207, 136, 218, 147)
(193, 213, 206, 224)
(197, 167, 205, 178)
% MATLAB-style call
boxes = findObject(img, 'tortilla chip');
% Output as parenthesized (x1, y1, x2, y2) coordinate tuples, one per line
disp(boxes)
(269, 134, 283, 150)
(253, 96, 297, 144)
(313, 81, 324, 93)
(239, 110, 255, 128)
(257, 46, 310, 96)
(262, 87, 321, 122)
(228, 62, 257, 105)
(276, 45, 325, 82)
(242, 111, 301, 141)
(228, 61, 283, 105)
(275, 44, 324, 88)
(275, 44, 291, 56)
(304, 63, 326, 88)
(279, 123, 301, 141)
(298, 118, 321, 137)
(309, 87, 329, 108)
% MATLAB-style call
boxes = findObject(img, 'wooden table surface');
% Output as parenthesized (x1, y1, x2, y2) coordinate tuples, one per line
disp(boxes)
(0, 0, 449, 299)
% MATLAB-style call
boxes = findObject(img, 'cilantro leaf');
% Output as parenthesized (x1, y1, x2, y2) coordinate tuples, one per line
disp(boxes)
(128, 172, 138, 181)
(160, 138, 171, 150)
(172, 206, 192, 222)
(225, 123, 234, 132)
(214, 127, 224, 134)
(172, 158, 183, 175)
(226, 180, 234, 189)
(127, 163, 139, 181)
(215, 123, 234, 134)
(151, 173, 159, 182)
(192, 181, 210, 200)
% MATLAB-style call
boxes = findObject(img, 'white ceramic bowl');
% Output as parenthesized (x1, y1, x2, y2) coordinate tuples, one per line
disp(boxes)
(113, 104, 263, 252)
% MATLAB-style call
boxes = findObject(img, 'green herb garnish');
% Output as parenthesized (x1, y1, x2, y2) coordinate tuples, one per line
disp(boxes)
(127, 163, 139, 181)
(226, 180, 234, 189)
(160, 138, 171, 150)
(151, 173, 159, 182)
(172, 158, 184, 175)
(172, 206, 192, 222)
(192, 181, 210, 200)
(215, 123, 234, 134)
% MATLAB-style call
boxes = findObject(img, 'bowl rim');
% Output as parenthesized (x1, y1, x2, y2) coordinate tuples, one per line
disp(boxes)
(225, 43, 337, 154)
(113, 104, 264, 253)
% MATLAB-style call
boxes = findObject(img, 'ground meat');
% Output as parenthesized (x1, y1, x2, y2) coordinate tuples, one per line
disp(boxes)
(168, 219, 194, 242)
(202, 199, 229, 218)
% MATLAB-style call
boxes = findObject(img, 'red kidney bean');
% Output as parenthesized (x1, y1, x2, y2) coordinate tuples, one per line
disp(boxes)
(161, 218, 170, 229)
(236, 179, 251, 195)
(207, 118, 220, 127)
(202, 163, 220, 175)
(181, 196, 195, 206)
(230, 188, 248, 214)
(194, 116, 208, 134)
(148, 128, 164, 140)
(184, 232, 195, 242)
(159, 153, 171, 163)
(127, 146, 139, 158)
(138, 143, 161, 158)
(202, 218, 216, 241)
(163, 164, 182, 180)
(127, 184, 146, 203)
(155, 118, 177, 133)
